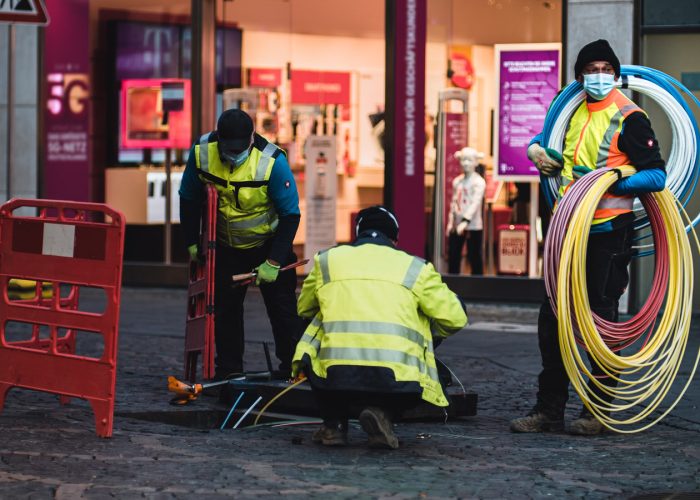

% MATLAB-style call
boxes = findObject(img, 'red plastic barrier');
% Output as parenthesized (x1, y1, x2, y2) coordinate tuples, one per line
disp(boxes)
(184, 185, 217, 382)
(0, 199, 125, 437)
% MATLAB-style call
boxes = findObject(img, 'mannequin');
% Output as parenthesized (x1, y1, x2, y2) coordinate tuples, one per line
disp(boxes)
(447, 147, 486, 275)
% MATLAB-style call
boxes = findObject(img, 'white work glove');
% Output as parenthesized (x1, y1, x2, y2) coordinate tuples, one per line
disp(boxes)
(527, 144, 562, 177)
(456, 220, 469, 235)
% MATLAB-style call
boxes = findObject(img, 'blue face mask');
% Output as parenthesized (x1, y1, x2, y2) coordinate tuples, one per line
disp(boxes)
(583, 73, 616, 100)
(222, 147, 250, 167)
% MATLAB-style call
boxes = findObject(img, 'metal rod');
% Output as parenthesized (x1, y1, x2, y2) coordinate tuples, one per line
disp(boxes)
(6, 24, 15, 201)
(233, 395, 263, 429)
(164, 147, 172, 264)
(528, 181, 538, 277)
(220, 391, 244, 430)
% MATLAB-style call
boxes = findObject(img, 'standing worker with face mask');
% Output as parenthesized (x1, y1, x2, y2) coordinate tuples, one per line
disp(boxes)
(179, 109, 305, 391)
(510, 40, 667, 435)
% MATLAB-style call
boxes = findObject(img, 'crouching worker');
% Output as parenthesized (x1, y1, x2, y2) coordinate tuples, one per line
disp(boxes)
(292, 206, 468, 449)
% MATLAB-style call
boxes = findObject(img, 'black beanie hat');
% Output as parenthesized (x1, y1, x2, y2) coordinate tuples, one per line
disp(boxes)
(574, 39, 620, 78)
(216, 109, 254, 152)
(355, 205, 399, 241)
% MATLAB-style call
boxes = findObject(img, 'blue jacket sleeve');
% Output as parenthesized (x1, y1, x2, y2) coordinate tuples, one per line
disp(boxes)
(611, 167, 666, 195)
(178, 144, 205, 202)
(267, 153, 301, 264)
(529, 133, 543, 148)
(268, 153, 300, 216)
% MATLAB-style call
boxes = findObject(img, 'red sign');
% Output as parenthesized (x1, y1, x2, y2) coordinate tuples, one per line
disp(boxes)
(498, 224, 529, 275)
(248, 68, 282, 88)
(0, 0, 49, 25)
(291, 70, 350, 105)
(450, 52, 475, 90)
(442, 113, 468, 230)
(121, 79, 192, 149)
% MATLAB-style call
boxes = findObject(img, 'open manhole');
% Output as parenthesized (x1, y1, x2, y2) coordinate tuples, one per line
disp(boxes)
(118, 377, 476, 431)
(117, 408, 308, 430)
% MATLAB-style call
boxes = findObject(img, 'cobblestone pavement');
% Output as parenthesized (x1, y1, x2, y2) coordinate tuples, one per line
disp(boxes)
(0, 287, 698, 499)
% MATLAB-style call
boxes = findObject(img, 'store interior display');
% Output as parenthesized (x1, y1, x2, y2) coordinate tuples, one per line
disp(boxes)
(90, 2, 557, 274)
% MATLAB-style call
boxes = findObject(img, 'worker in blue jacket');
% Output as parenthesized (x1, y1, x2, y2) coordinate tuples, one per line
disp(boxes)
(510, 40, 666, 435)
(179, 109, 304, 388)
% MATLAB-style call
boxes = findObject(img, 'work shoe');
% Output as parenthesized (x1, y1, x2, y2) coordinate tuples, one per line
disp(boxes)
(568, 413, 605, 436)
(311, 424, 348, 446)
(359, 407, 399, 449)
(509, 412, 564, 433)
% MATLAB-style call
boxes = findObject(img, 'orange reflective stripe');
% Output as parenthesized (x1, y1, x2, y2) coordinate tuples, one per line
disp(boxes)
(573, 113, 592, 166)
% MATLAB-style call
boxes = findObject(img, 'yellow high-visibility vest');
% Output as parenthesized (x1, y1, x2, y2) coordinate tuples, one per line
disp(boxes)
(293, 242, 468, 407)
(560, 89, 643, 225)
(194, 133, 281, 248)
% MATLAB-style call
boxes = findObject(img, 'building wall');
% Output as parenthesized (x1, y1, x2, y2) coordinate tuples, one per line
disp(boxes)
(0, 25, 40, 205)
(566, 0, 635, 80)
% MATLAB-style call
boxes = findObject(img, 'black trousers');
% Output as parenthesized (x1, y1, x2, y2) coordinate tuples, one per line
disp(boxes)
(313, 389, 423, 427)
(448, 230, 483, 275)
(535, 225, 633, 419)
(213, 241, 304, 377)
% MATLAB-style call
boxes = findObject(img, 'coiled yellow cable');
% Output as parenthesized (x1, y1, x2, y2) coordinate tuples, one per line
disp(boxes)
(557, 166, 700, 433)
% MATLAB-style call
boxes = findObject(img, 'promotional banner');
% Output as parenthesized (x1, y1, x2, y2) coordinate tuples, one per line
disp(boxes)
(449, 45, 475, 90)
(44, 0, 91, 201)
(304, 136, 337, 272)
(386, 0, 427, 257)
(494, 44, 561, 181)
(442, 112, 468, 230)
(291, 70, 350, 106)
(248, 68, 282, 88)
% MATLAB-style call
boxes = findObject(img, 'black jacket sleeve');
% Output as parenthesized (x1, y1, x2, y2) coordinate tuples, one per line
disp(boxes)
(268, 213, 301, 265)
(617, 112, 666, 171)
(180, 197, 202, 248)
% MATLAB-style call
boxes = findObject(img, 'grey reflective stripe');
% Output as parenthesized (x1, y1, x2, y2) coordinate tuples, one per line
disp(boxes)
(300, 332, 321, 351)
(320, 347, 426, 371)
(323, 320, 424, 348)
(319, 251, 330, 284)
(199, 134, 211, 172)
(255, 143, 278, 181)
(228, 229, 277, 246)
(598, 196, 634, 209)
(596, 111, 622, 168)
(619, 104, 639, 116)
(225, 209, 278, 230)
(402, 257, 425, 289)
(310, 316, 322, 328)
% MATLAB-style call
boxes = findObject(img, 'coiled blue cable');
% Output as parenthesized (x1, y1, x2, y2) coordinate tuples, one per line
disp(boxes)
(539, 65, 700, 256)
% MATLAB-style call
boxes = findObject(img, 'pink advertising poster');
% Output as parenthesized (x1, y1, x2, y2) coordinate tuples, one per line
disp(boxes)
(494, 44, 561, 181)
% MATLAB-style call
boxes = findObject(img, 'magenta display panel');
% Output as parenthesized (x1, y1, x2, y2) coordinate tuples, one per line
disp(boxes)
(120, 79, 192, 149)
(496, 48, 560, 180)
(43, 0, 91, 202)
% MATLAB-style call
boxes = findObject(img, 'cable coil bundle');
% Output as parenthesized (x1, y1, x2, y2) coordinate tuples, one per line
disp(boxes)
(541, 66, 700, 433)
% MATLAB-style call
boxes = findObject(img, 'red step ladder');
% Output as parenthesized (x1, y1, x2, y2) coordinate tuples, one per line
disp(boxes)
(184, 185, 217, 382)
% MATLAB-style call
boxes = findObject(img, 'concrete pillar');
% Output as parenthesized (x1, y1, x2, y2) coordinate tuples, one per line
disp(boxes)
(191, 0, 217, 140)
(0, 24, 40, 203)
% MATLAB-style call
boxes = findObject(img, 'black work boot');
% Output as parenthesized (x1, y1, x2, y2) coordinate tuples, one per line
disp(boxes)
(510, 412, 564, 433)
(312, 420, 348, 446)
(359, 407, 399, 449)
(568, 410, 605, 436)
